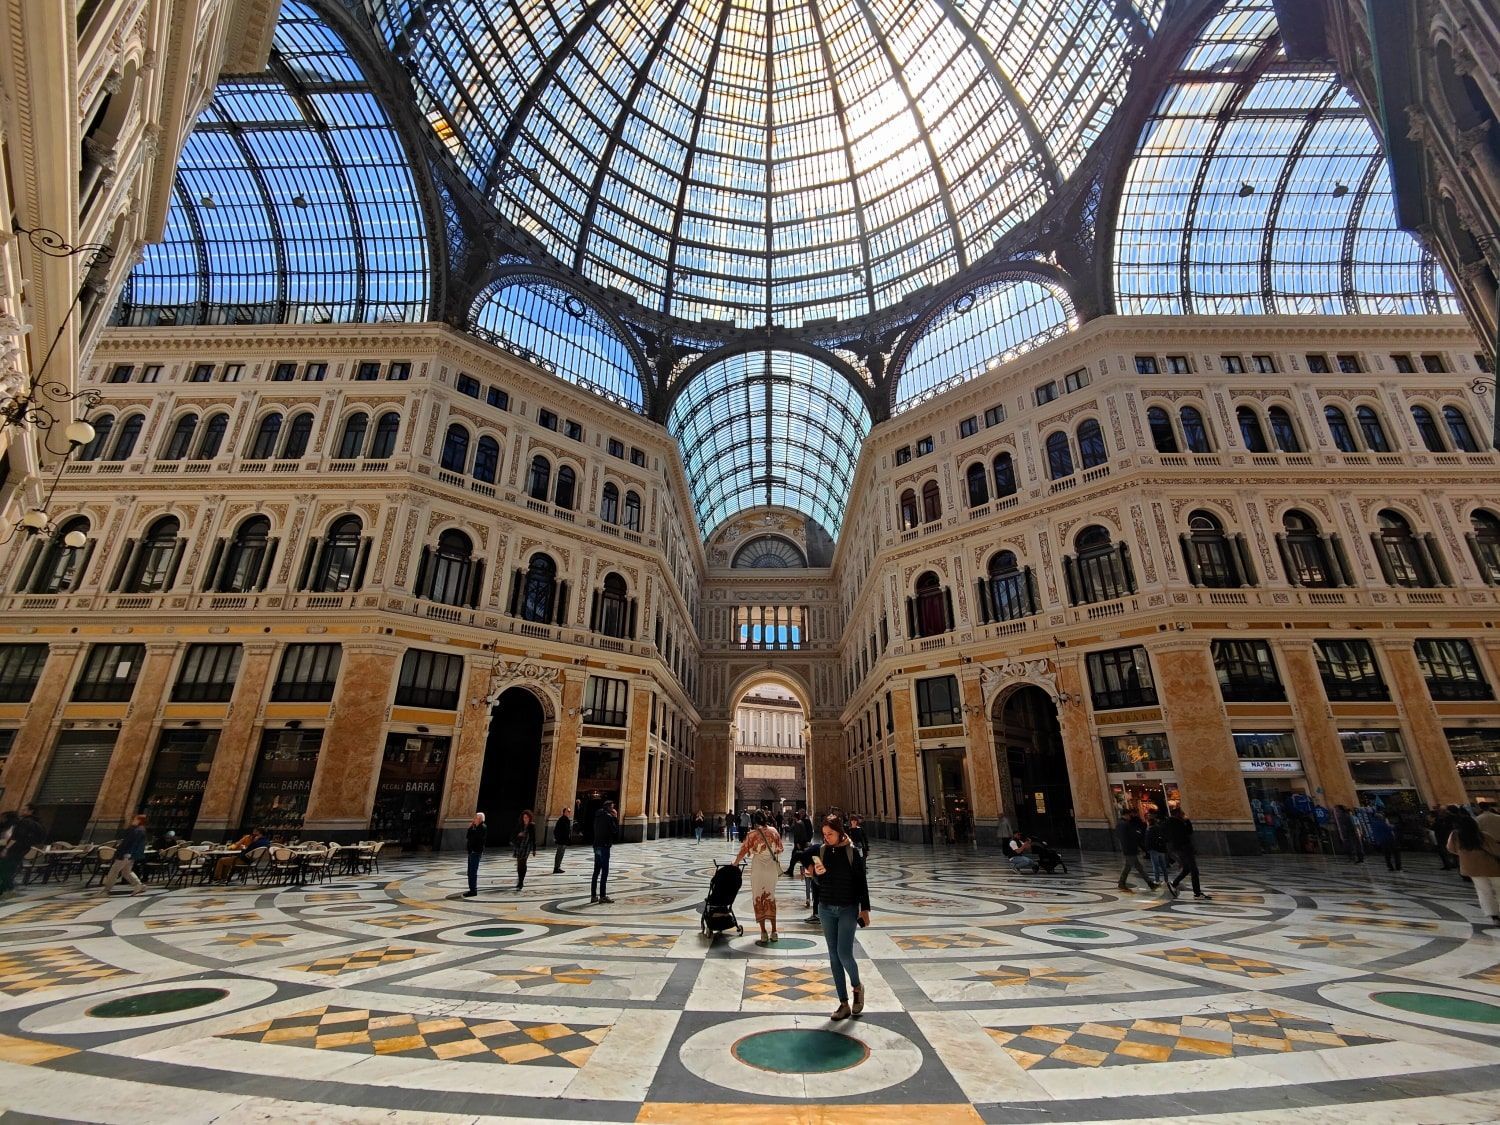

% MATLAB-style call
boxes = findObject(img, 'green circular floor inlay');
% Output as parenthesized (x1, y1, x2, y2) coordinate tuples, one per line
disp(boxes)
(768, 937, 817, 950)
(732, 1029, 868, 1073)
(1049, 927, 1109, 939)
(467, 926, 523, 938)
(88, 988, 228, 1019)
(1374, 991, 1500, 1024)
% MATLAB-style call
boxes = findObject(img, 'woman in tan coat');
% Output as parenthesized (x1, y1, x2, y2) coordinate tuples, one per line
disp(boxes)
(1447, 812, 1500, 928)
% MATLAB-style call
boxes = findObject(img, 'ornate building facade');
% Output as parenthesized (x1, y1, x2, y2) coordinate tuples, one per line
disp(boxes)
(732, 685, 808, 814)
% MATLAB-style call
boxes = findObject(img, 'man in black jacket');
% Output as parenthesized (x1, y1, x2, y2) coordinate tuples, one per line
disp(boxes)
(1165, 807, 1210, 899)
(591, 801, 617, 904)
(786, 809, 814, 876)
(0, 805, 44, 896)
(1116, 809, 1156, 892)
(463, 812, 486, 897)
(552, 807, 572, 874)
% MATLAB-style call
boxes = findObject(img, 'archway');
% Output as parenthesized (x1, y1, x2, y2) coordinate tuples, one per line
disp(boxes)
(993, 685, 1076, 848)
(730, 679, 808, 835)
(476, 687, 545, 846)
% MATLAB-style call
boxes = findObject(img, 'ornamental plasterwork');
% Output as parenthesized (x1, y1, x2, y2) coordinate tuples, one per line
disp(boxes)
(979, 657, 1059, 705)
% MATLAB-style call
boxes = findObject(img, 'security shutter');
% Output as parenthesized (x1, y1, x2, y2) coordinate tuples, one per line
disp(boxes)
(35, 731, 117, 805)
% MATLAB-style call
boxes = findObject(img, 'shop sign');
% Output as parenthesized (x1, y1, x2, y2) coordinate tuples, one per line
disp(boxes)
(1239, 759, 1302, 774)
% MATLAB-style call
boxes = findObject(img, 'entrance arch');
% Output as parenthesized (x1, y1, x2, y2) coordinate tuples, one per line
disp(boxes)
(477, 687, 546, 845)
(728, 673, 810, 825)
(992, 684, 1077, 848)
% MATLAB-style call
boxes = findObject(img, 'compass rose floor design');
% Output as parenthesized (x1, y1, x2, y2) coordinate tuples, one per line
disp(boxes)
(2, 840, 1500, 1122)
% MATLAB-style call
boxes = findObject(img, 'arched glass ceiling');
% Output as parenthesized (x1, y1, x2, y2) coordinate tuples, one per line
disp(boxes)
(892, 276, 1075, 411)
(113, 0, 429, 327)
(470, 278, 646, 411)
(1113, 0, 1456, 317)
(667, 350, 871, 538)
(375, 0, 1162, 328)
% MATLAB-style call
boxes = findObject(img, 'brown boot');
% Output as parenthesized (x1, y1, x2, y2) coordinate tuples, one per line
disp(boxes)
(851, 986, 865, 1017)
(830, 1002, 851, 1021)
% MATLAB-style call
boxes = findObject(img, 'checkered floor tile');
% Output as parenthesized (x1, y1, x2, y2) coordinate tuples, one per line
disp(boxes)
(359, 913, 437, 929)
(1281, 932, 1377, 950)
(145, 912, 262, 930)
(289, 947, 428, 975)
(0, 901, 96, 926)
(1466, 964, 1500, 986)
(1315, 914, 1439, 931)
(986, 1008, 1389, 1070)
(488, 964, 615, 988)
(744, 964, 838, 1002)
(1141, 947, 1292, 978)
(1132, 916, 1217, 932)
(580, 933, 677, 949)
(208, 932, 294, 949)
(0, 948, 129, 995)
(960, 965, 1099, 991)
(219, 1006, 607, 1066)
(892, 933, 998, 951)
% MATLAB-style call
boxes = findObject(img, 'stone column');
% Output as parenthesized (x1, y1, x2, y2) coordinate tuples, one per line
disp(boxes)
(620, 681, 653, 841)
(195, 641, 278, 834)
(888, 681, 926, 842)
(303, 641, 400, 839)
(544, 669, 586, 820)
(88, 641, 179, 834)
(1279, 641, 1357, 808)
(806, 719, 846, 813)
(439, 658, 498, 850)
(695, 720, 732, 814)
(1376, 639, 1466, 805)
(958, 671, 1002, 844)
(1153, 641, 1256, 854)
(1055, 653, 1112, 849)
(0, 642, 84, 805)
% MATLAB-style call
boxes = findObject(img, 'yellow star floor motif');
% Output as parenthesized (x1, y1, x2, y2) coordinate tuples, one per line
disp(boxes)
(1141, 947, 1291, 979)
(744, 964, 838, 1002)
(1315, 914, 1439, 931)
(1132, 916, 1216, 932)
(961, 965, 1099, 991)
(985, 1008, 1388, 1070)
(359, 912, 437, 929)
(220, 1006, 608, 1066)
(1, 901, 96, 926)
(289, 947, 428, 975)
(580, 933, 678, 949)
(1466, 964, 1500, 986)
(145, 912, 263, 930)
(488, 964, 613, 989)
(0, 948, 129, 995)
(1282, 933, 1377, 950)
(892, 933, 996, 951)
(208, 931, 295, 949)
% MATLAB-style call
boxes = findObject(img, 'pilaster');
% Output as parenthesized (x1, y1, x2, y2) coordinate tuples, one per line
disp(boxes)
(1375, 638, 1467, 806)
(194, 641, 278, 833)
(302, 640, 401, 838)
(1279, 641, 1357, 808)
(88, 641, 179, 833)
(0, 642, 84, 806)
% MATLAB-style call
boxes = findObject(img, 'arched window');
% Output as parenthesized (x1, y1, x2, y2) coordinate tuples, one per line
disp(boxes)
(28, 517, 91, 593)
(368, 412, 399, 459)
(337, 412, 369, 459)
(313, 515, 363, 593)
(1183, 511, 1244, 588)
(220, 515, 271, 593)
(161, 414, 198, 461)
(965, 463, 988, 508)
(423, 529, 475, 606)
(555, 465, 577, 510)
(281, 412, 313, 459)
(1236, 405, 1268, 453)
(1469, 509, 1500, 585)
(1068, 524, 1134, 604)
(1147, 406, 1178, 453)
(247, 413, 282, 459)
(473, 435, 500, 484)
(1046, 431, 1073, 479)
(1279, 510, 1337, 587)
(1444, 405, 1481, 453)
(1325, 405, 1357, 452)
(912, 571, 949, 638)
(521, 553, 558, 622)
(992, 452, 1017, 497)
(920, 480, 942, 523)
(1179, 406, 1212, 453)
(1411, 406, 1445, 452)
(440, 423, 469, 472)
(127, 516, 181, 593)
(109, 413, 144, 460)
(1267, 406, 1301, 452)
(986, 550, 1034, 622)
(1077, 419, 1107, 469)
(196, 413, 228, 459)
(596, 572, 630, 638)
(1355, 405, 1390, 452)
(623, 490, 642, 532)
(527, 455, 551, 501)
(1373, 510, 1437, 587)
(79, 414, 114, 461)
(899, 489, 919, 531)
(600, 482, 620, 524)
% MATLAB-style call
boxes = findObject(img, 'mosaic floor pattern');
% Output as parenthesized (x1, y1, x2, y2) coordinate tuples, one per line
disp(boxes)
(1, 840, 1499, 1121)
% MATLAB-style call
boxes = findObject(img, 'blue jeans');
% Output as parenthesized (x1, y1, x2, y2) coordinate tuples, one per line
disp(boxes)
(591, 846, 611, 898)
(466, 851, 481, 894)
(818, 903, 862, 1002)
(694, 827, 703, 843)
(1148, 850, 1171, 884)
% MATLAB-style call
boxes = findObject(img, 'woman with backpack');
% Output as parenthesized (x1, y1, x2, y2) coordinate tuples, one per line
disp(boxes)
(512, 809, 538, 892)
(804, 814, 871, 1020)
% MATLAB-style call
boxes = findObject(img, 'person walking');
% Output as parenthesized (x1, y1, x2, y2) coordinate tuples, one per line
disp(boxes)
(1116, 808, 1156, 892)
(1165, 806, 1210, 899)
(1334, 804, 1365, 863)
(591, 800, 618, 904)
(806, 815, 871, 1021)
(1368, 809, 1402, 871)
(724, 807, 737, 843)
(0, 805, 44, 896)
(1144, 812, 1177, 898)
(102, 814, 149, 895)
(512, 810, 538, 891)
(734, 810, 784, 945)
(1432, 807, 1459, 870)
(552, 807, 572, 873)
(463, 812, 486, 897)
(693, 810, 705, 844)
(787, 808, 813, 876)
(1447, 810, 1500, 928)
(848, 814, 869, 861)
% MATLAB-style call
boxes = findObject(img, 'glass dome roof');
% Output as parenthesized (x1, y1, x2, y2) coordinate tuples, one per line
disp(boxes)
(376, 0, 1163, 328)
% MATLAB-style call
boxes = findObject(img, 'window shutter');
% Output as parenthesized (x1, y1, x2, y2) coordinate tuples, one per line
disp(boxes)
(204, 539, 227, 591)
(975, 579, 990, 624)
(1274, 534, 1299, 585)
(1179, 534, 1201, 586)
(1119, 543, 1136, 594)
(1421, 533, 1451, 586)
(507, 569, 522, 616)
(468, 559, 485, 608)
(256, 538, 279, 591)
(296, 538, 318, 591)
(556, 580, 570, 625)
(1062, 555, 1079, 604)
(943, 587, 955, 632)
(73, 540, 97, 591)
(1329, 534, 1355, 587)
(628, 598, 638, 639)
(352, 537, 371, 591)
(108, 540, 137, 593)
(1025, 568, 1040, 615)
(412, 545, 431, 596)
(905, 597, 916, 638)
(1466, 532, 1492, 584)
(15, 541, 43, 592)
(1232, 534, 1257, 587)
(589, 590, 600, 632)
(1369, 533, 1397, 585)
(164, 538, 187, 590)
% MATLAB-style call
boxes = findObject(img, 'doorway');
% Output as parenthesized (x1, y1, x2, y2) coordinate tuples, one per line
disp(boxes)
(922, 746, 971, 844)
(476, 688, 544, 846)
(731, 680, 807, 820)
(994, 686, 1077, 848)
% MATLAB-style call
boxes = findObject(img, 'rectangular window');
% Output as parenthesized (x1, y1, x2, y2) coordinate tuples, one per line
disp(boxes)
(1034, 381, 1058, 405)
(1253, 354, 1277, 373)
(1211, 639, 1285, 702)
(1446, 728, 1500, 803)
(221, 363, 243, 383)
(958, 416, 978, 438)
(537, 408, 558, 430)
(1134, 356, 1159, 375)
(1422, 353, 1447, 373)
(108, 364, 133, 384)
(355, 361, 380, 381)
(1086, 646, 1158, 710)
(72, 643, 146, 702)
(1336, 354, 1362, 374)
(1221, 355, 1246, 373)
(1306, 354, 1331, 373)
(140, 728, 219, 836)
(1101, 732, 1172, 773)
(894, 446, 912, 465)
(630, 447, 647, 467)
(915, 435, 934, 456)
(244, 728, 322, 833)
(0, 644, 49, 703)
(608, 438, 625, 458)
(394, 648, 464, 710)
(1315, 639, 1388, 701)
(1415, 639, 1493, 701)
(914, 674, 961, 727)
(1064, 367, 1091, 392)
(984, 404, 1006, 427)
(387, 362, 411, 381)
(140, 364, 162, 383)
(303, 363, 327, 382)
(564, 420, 584, 441)
(456, 373, 481, 398)
(1392, 353, 1416, 373)
(487, 386, 509, 410)
(1339, 728, 1414, 792)
(189, 363, 214, 383)
(1233, 731, 1301, 764)
(271, 643, 342, 703)
(171, 643, 243, 703)
(584, 675, 630, 726)
(1167, 355, 1192, 374)
(272, 362, 297, 382)
(0, 728, 13, 783)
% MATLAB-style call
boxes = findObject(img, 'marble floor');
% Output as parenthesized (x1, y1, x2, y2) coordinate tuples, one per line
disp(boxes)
(2, 840, 1500, 1123)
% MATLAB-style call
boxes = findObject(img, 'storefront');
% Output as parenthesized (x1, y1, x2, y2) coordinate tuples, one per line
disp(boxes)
(1338, 728, 1420, 814)
(243, 728, 322, 835)
(1447, 728, 1500, 807)
(34, 730, 117, 842)
(575, 746, 622, 842)
(139, 728, 219, 839)
(370, 733, 449, 849)
(921, 745, 972, 843)
(1101, 731, 1178, 819)
(1234, 731, 1312, 853)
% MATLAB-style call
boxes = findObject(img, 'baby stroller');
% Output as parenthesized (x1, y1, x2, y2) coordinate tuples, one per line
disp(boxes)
(1032, 841, 1068, 874)
(701, 861, 744, 939)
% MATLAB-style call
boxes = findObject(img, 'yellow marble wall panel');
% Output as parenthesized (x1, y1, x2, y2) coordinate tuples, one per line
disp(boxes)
(1055, 656, 1111, 825)
(161, 704, 231, 720)
(1154, 643, 1253, 826)
(389, 707, 456, 726)
(544, 672, 587, 818)
(958, 674, 1000, 823)
(1279, 644, 1356, 807)
(1, 643, 84, 805)
(60, 705, 130, 721)
(195, 643, 277, 831)
(442, 661, 495, 826)
(622, 684, 653, 821)
(1379, 643, 1466, 805)
(303, 646, 400, 830)
(90, 643, 178, 829)
(262, 703, 334, 721)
